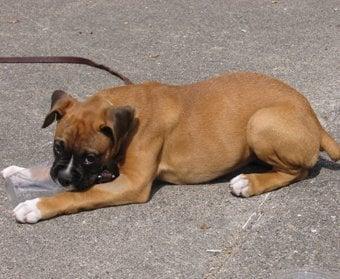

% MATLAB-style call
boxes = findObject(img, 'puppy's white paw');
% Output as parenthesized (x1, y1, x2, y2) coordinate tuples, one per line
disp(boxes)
(1, 165, 26, 179)
(230, 174, 251, 197)
(13, 198, 42, 223)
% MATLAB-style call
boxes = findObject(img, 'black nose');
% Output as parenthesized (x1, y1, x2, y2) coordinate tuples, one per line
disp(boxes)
(58, 171, 72, 186)
(57, 168, 82, 187)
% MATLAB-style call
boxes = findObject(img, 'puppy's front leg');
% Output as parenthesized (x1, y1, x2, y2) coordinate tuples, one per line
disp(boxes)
(13, 174, 151, 223)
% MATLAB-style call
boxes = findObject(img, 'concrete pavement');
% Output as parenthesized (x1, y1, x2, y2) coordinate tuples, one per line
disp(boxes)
(0, 1, 339, 278)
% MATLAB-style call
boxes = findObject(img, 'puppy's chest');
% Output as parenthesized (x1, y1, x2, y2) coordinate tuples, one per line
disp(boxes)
(156, 156, 234, 185)
(156, 139, 249, 184)
(156, 161, 200, 184)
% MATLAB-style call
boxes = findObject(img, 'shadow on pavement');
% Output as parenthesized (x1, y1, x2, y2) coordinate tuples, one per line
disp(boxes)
(151, 156, 340, 198)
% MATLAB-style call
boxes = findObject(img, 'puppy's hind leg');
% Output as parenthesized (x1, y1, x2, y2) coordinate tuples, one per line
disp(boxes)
(230, 105, 320, 197)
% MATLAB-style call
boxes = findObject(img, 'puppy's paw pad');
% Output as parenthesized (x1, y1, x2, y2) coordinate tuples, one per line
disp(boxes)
(1, 166, 25, 179)
(230, 174, 251, 197)
(13, 198, 41, 223)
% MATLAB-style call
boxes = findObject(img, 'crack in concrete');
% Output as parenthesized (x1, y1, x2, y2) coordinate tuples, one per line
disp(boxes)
(203, 193, 272, 279)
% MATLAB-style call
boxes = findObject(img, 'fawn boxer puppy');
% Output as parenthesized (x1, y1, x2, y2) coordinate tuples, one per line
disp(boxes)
(13, 72, 339, 223)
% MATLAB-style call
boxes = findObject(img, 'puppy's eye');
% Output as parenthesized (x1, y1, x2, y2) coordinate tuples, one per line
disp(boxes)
(84, 154, 97, 165)
(54, 141, 64, 155)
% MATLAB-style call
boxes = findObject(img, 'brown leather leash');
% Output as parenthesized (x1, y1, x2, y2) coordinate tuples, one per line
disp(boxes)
(0, 56, 133, 85)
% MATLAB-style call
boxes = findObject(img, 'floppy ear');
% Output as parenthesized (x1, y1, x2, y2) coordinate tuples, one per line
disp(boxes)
(42, 90, 76, 128)
(100, 106, 135, 144)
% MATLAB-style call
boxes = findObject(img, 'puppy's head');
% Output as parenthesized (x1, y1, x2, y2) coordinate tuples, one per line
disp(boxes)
(42, 90, 135, 190)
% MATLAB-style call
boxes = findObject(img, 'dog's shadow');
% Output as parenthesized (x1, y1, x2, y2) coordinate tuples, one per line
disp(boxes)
(150, 156, 340, 198)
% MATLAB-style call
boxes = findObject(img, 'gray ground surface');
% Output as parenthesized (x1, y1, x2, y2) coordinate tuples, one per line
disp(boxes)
(0, 1, 339, 278)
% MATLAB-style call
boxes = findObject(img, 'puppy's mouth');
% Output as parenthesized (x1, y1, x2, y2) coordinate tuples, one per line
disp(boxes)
(96, 169, 116, 183)
(71, 169, 116, 190)
(51, 166, 117, 190)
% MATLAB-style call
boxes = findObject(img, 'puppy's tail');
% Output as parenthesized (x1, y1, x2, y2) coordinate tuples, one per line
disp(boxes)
(320, 129, 340, 162)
